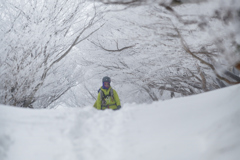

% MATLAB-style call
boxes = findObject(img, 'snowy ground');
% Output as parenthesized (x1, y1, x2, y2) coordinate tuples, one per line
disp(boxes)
(1, 84, 240, 160)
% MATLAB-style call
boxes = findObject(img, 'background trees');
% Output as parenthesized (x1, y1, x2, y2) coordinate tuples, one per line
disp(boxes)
(60, 0, 239, 106)
(0, 0, 103, 108)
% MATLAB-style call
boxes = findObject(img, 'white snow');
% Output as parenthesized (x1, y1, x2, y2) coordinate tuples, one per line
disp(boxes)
(1, 84, 240, 160)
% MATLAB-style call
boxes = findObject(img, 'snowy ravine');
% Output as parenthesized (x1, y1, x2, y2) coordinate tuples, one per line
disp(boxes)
(1, 84, 240, 160)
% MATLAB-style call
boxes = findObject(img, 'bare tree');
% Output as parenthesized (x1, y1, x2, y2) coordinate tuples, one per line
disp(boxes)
(0, 0, 104, 108)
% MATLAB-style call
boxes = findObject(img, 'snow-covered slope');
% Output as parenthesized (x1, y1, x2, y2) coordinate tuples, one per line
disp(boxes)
(1, 84, 240, 160)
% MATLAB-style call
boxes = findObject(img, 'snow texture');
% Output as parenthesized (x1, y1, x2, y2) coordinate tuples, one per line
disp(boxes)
(1, 84, 240, 160)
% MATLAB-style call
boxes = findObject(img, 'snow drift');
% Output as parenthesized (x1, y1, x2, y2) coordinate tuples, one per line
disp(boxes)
(0, 84, 240, 160)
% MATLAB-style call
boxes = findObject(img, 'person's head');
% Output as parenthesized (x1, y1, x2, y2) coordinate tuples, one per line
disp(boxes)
(102, 76, 111, 89)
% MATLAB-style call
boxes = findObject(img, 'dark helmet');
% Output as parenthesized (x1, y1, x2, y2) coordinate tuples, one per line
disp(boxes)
(102, 76, 111, 83)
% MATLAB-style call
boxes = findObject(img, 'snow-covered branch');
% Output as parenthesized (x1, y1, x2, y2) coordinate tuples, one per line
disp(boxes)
(0, 0, 104, 108)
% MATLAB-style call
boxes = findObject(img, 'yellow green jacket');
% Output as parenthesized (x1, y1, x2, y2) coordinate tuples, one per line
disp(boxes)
(93, 87, 121, 110)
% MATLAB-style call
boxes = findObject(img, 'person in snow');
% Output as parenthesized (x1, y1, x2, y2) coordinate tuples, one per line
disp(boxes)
(93, 76, 121, 110)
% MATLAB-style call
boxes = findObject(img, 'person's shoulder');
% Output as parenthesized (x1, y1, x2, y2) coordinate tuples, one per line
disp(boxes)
(112, 88, 118, 93)
(98, 87, 104, 94)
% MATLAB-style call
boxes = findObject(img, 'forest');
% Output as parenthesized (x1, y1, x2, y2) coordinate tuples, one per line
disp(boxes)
(0, 0, 239, 108)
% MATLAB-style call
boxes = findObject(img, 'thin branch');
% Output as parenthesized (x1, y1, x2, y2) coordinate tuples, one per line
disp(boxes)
(98, 0, 141, 5)
(196, 64, 208, 91)
(90, 40, 136, 52)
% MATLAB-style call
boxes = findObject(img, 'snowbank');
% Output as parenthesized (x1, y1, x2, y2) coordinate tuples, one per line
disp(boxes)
(0, 84, 240, 160)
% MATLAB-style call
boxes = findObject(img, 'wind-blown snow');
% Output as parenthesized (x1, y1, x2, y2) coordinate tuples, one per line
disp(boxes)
(1, 84, 240, 160)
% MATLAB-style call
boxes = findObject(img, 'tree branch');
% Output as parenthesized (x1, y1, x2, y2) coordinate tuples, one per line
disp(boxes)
(90, 40, 136, 52)
(173, 24, 239, 85)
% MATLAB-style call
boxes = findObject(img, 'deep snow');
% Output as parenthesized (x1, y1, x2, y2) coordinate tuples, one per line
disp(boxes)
(0, 84, 240, 160)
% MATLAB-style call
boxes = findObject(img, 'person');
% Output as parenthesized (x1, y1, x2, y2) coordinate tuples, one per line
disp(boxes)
(93, 76, 121, 110)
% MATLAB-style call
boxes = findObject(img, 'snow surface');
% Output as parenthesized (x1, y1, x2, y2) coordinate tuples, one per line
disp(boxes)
(1, 84, 240, 160)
